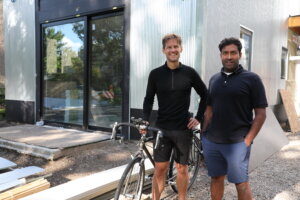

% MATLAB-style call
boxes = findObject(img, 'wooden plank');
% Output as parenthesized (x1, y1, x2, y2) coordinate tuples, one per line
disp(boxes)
(0, 167, 44, 185)
(288, 16, 300, 28)
(0, 157, 17, 170)
(20, 159, 154, 200)
(0, 178, 50, 200)
(0, 179, 26, 193)
(279, 89, 300, 133)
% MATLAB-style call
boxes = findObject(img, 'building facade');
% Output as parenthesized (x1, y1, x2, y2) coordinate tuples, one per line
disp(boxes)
(3, 0, 300, 134)
(0, 0, 4, 88)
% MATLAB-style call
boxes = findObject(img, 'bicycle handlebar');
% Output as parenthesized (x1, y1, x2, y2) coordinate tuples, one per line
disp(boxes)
(111, 118, 164, 149)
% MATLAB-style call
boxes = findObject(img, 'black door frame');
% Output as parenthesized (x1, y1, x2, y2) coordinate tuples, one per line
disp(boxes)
(40, 17, 87, 130)
(35, 1, 130, 132)
(87, 12, 126, 132)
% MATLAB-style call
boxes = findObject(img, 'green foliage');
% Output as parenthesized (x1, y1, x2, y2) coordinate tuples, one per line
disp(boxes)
(0, 88, 5, 108)
(0, 88, 5, 120)
(88, 15, 124, 106)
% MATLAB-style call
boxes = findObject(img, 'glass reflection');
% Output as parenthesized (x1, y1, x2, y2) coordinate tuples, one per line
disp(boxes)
(89, 15, 123, 127)
(43, 21, 84, 124)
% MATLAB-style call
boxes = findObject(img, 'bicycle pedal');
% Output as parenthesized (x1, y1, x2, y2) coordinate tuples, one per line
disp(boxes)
(168, 181, 176, 185)
(145, 174, 153, 181)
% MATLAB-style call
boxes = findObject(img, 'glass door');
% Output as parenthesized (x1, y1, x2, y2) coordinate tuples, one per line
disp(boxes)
(41, 13, 124, 130)
(88, 14, 124, 128)
(42, 19, 85, 125)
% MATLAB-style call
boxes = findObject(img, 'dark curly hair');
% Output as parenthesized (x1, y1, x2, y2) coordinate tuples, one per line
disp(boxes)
(218, 37, 242, 53)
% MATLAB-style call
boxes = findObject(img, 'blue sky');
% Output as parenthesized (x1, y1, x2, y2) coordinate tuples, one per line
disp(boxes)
(53, 22, 83, 52)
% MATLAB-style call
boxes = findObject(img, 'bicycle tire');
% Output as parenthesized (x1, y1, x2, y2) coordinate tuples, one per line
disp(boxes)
(168, 135, 201, 193)
(114, 157, 145, 200)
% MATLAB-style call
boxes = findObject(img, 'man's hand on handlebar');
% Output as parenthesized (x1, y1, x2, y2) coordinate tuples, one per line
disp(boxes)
(130, 117, 149, 134)
(139, 126, 148, 134)
(187, 118, 200, 130)
(138, 122, 149, 134)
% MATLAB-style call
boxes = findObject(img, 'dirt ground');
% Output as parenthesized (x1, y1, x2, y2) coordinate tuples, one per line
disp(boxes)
(2, 120, 298, 200)
(0, 120, 139, 187)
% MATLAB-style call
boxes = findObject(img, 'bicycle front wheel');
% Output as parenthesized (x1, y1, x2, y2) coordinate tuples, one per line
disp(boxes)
(168, 135, 201, 193)
(114, 157, 145, 200)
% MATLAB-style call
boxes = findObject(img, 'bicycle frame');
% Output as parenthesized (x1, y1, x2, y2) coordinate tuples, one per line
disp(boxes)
(111, 121, 161, 166)
(112, 119, 204, 200)
(135, 133, 155, 167)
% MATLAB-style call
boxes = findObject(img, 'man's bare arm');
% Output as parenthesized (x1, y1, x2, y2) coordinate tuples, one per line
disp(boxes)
(244, 107, 266, 146)
(201, 105, 213, 133)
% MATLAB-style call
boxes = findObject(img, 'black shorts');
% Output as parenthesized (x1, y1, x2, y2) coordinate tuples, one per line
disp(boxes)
(154, 129, 192, 165)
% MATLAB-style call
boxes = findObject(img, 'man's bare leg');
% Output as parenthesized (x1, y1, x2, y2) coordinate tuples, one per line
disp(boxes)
(236, 182, 253, 200)
(211, 176, 225, 200)
(176, 163, 189, 200)
(152, 162, 169, 200)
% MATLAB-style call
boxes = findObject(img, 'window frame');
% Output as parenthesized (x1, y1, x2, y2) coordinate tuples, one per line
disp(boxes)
(240, 25, 254, 71)
(281, 47, 288, 80)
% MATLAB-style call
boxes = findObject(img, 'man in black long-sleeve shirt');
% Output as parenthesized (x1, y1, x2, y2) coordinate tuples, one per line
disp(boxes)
(143, 34, 207, 200)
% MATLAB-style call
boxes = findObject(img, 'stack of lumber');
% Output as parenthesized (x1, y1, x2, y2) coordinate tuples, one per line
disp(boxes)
(279, 89, 300, 133)
(0, 157, 50, 200)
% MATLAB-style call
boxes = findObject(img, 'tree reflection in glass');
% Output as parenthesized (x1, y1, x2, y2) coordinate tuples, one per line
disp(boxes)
(43, 21, 84, 124)
(88, 15, 124, 127)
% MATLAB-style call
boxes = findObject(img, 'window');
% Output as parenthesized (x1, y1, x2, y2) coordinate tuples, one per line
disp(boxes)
(240, 26, 253, 70)
(281, 47, 288, 79)
(88, 14, 124, 127)
(42, 20, 85, 125)
(42, 13, 124, 129)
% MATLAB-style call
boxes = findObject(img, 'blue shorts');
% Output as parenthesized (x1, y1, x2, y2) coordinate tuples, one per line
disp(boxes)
(202, 136, 251, 183)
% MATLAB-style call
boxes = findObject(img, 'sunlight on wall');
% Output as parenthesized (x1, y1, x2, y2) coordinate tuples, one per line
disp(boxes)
(295, 64, 300, 115)
(4, 0, 36, 101)
(7, 9, 18, 28)
(20, 21, 28, 39)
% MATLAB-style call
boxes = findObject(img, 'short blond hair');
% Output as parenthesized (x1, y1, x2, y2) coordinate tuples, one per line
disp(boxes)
(162, 34, 182, 49)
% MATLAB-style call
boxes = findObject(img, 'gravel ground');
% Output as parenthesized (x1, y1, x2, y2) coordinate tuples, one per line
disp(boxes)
(0, 119, 299, 200)
(176, 131, 300, 200)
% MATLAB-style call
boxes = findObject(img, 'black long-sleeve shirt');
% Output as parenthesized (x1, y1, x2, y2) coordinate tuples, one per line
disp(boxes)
(143, 63, 207, 130)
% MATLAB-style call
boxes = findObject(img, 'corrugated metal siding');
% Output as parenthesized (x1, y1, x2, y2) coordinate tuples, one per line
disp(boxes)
(4, 0, 36, 101)
(130, 0, 203, 110)
(203, 0, 300, 106)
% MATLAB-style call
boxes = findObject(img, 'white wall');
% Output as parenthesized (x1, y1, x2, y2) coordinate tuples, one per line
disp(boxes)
(0, 0, 4, 88)
(202, 0, 300, 106)
(4, 0, 35, 101)
(130, 0, 204, 111)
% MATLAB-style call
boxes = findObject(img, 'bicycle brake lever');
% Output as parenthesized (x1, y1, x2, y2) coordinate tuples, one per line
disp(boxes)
(154, 131, 163, 149)
(111, 122, 118, 140)
(119, 136, 124, 144)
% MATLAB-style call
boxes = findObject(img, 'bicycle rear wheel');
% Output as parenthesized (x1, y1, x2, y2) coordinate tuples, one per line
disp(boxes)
(114, 157, 145, 200)
(167, 135, 201, 193)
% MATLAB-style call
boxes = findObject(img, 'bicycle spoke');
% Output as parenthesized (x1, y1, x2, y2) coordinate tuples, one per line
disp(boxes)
(115, 157, 145, 200)
(167, 133, 202, 193)
(121, 163, 142, 199)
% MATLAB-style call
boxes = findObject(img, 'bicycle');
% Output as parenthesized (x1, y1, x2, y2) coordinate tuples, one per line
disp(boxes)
(111, 117, 204, 200)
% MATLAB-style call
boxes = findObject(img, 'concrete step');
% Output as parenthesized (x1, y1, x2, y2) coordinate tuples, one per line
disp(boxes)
(0, 125, 111, 160)
(0, 138, 61, 160)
